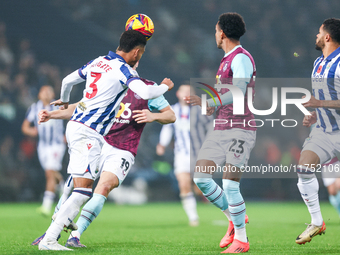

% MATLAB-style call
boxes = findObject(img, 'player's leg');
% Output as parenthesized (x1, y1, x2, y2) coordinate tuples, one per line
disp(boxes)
(31, 175, 74, 246)
(36, 147, 55, 216)
(296, 150, 326, 244)
(176, 172, 199, 226)
(221, 167, 249, 253)
(39, 121, 102, 250)
(193, 131, 230, 217)
(68, 172, 116, 241)
(193, 161, 230, 218)
(43, 177, 93, 235)
(67, 146, 134, 247)
(295, 127, 334, 244)
(38, 169, 56, 216)
(220, 129, 255, 253)
(53, 144, 66, 197)
(39, 175, 93, 251)
(222, 169, 244, 237)
(174, 153, 199, 226)
(54, 170, 65, 197)
(194, 160, 236, 247)
(38, 144, 66, 216)
(67, 172, 118, 247)
(54, 175, 74, 215)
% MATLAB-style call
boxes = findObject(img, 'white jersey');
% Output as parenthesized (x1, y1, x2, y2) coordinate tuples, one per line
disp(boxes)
(25, 100, 65, 147)
(312, 46, 340, 133)
(69, 51, 138, 136)
(159, 103, 213, 158)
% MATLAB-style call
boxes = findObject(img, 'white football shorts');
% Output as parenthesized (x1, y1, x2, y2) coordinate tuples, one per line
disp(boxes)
(37, 143, 66, 171)
(196, 128, 256, 169)
(97, 142, 135, 186)
(302, 126, 340, 165)
(65, 121, 105, 180)
(173, 152, 191, 175)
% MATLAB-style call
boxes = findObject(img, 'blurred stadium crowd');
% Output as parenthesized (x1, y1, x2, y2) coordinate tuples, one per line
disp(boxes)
(0, 0, 339, 201)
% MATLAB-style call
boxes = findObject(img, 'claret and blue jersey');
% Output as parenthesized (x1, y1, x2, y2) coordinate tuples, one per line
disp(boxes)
(104, 78, 170, 156)
(312, 46, 340, 132)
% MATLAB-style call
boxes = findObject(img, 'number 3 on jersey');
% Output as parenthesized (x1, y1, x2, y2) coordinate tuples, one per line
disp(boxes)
(86, 72, 101, 99)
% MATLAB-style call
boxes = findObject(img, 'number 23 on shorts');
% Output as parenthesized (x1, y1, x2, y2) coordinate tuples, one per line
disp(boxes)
(229, 139, 245, 154)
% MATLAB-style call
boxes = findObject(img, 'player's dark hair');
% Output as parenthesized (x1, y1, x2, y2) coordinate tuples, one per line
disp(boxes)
(218, 13, 246, 41)
(323, 18, 340, 44)
(117, 30, 147, 53)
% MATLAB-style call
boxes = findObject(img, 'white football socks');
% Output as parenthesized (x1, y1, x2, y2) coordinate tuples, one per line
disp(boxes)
(42, 191, 55, 211)
(44, 188, 92, 241)
(297, 173, 323, 226)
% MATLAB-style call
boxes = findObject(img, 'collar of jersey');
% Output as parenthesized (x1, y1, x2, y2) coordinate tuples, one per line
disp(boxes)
(223, 45, 242, 58)
(323, 46, 340, 61)
(106, 51, 126, 63)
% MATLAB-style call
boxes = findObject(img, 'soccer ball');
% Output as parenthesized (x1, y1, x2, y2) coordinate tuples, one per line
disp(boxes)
(125, 14, 154, 40)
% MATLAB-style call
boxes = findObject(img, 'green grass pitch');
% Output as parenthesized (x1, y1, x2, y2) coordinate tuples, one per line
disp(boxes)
(1, 201, 340, 254)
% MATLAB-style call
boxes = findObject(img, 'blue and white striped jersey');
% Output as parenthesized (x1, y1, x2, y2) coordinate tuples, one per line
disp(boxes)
(159, 103, 213, 158)
(312, 46, 340, 133)
(69, 51, 138, 136)
(25, 100, 65, 146)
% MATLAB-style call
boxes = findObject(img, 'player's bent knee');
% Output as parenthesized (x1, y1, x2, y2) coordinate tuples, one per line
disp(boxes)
(95, 175, 120, 197)
(95, 184, 112, 198)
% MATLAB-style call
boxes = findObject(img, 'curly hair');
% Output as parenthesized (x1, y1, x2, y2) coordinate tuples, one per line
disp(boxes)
(218, 13, 246, 41)
(117, 30, 147, 53)
(323, 18, 340, 44)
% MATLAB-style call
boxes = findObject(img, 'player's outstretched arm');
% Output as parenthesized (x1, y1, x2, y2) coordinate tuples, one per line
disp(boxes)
(56, 70, 86, 109)
(38, 103, 78, 124)
(302, 95, 340, 109)
(132, 105, 176, 124)
(128, 78, 174, 100)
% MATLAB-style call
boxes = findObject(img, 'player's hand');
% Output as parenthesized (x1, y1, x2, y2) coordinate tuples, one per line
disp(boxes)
(184, 95, 203, 107)
(132, 109, 154, 123)
(206, 106, 215, 116)
(51, 99, 69, 110)
(38, 109, 51, 124)
(302, 111, 317, 127)
(302, 95, 322, 108)
(156, 144, 165, 156)
(161, 78, 174, 91)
